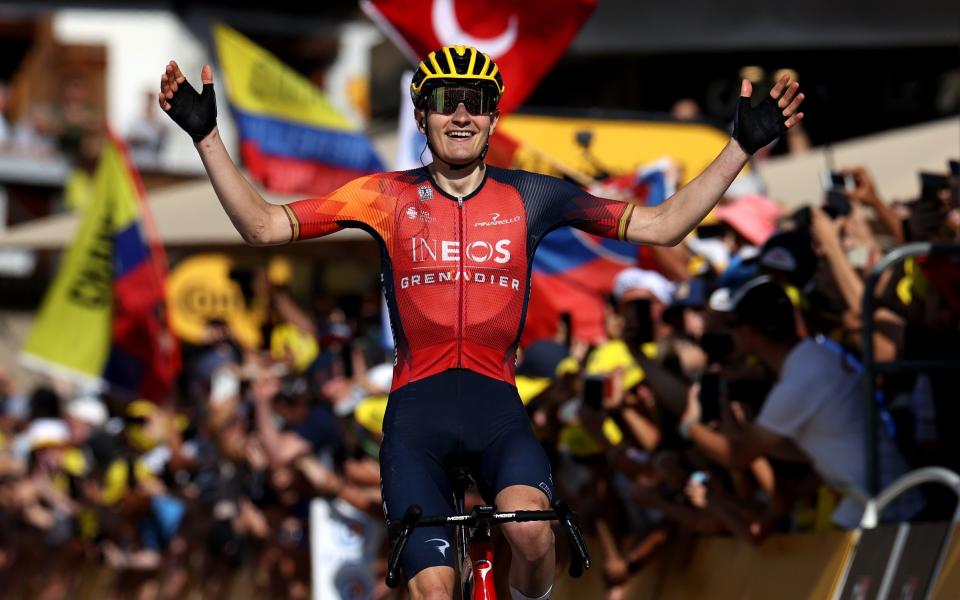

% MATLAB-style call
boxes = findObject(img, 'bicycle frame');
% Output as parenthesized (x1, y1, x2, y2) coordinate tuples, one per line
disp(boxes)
(460, 511, 496, 599)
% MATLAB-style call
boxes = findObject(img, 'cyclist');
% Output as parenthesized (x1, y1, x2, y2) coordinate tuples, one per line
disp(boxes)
(159, 45, 804, 600)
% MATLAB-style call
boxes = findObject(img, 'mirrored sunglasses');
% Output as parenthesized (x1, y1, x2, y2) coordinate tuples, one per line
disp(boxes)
(427, 86, 497, 115)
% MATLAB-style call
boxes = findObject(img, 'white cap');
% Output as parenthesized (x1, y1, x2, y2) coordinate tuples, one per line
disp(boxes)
(612, 268, 675, 304)
(65, 396, 109, 427)
(25, 418, 70, 450)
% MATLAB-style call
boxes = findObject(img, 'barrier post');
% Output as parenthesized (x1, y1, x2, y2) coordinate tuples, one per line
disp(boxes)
(861, 243, 960, 495)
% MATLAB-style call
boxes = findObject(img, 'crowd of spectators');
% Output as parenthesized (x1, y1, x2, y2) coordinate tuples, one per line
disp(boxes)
(0, 278, 392, 599)
(0, 159, 957, 598)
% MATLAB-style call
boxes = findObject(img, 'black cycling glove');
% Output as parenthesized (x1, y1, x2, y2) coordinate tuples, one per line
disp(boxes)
(166, 78, 217, 143)
(732, 94, 787, 155)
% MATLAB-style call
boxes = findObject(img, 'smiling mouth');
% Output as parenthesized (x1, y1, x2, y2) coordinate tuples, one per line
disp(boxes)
(445, 131, 476, 140)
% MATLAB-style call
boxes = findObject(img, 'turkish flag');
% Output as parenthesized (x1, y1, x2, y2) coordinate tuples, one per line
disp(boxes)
(362, 0, 596, 114)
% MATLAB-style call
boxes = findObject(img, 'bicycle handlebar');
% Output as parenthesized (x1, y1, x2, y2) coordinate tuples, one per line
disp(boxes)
(385, 499, 591, 588)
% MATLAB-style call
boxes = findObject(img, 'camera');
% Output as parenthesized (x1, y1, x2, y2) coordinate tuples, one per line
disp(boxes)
(582, 374, 606, 410)
(821, 170, 854, 192)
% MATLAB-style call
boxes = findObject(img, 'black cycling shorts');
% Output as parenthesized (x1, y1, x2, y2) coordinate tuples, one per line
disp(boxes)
(379, 368, 554, 580)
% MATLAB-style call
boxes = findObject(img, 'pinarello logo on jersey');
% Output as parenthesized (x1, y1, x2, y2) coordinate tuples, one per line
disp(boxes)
(474, 212, 521, 227)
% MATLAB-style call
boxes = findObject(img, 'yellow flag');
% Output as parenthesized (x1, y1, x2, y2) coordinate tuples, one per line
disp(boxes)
(20, 143, 133, 384)
(213, 23, 354, 131)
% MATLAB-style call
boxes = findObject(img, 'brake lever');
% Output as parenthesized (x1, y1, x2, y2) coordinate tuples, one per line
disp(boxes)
(386, 504, 423, 588)
(552, 499, 591, 577)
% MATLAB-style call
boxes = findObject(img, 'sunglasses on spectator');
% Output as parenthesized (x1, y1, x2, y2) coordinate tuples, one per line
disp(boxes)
(427, 87, 498, 116)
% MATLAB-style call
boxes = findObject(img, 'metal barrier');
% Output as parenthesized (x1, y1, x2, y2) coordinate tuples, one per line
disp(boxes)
(861, 242, 960, 494)
(854, 467, 960, 600)
(860, 467, 960, 529)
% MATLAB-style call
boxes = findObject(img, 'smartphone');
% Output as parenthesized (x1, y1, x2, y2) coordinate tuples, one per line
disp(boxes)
(920, 172, 950, 203)
(583, 375, 606, 410)
(791, 205, 813, 230)
(823, 190, 852, 219)
(340, 341, 355, 378)
(698, 372, 724, 423)
(559, 312, 573, 349)
(821, 170, 855, 192)
(700, 332, 735, 365)
(623, 298, 655, 346)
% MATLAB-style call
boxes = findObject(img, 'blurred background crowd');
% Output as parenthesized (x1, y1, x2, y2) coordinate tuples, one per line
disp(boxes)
(0, 1, 957, 599)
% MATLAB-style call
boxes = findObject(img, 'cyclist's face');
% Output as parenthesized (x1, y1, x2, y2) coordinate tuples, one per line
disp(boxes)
(417, 102, 500, 166)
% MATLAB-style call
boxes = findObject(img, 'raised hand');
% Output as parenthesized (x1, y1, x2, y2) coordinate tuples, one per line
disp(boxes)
(732, 74, 805, 155)
(159, 60, 217, 143)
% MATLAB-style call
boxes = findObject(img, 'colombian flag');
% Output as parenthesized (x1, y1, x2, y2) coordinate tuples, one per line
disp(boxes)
(213, 24, 384, 195)
(22, 135, 180, 401)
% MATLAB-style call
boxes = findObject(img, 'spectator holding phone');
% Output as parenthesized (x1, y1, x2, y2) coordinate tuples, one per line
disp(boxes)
(840, 167, 905, 247)
(679, 276, 922, 528)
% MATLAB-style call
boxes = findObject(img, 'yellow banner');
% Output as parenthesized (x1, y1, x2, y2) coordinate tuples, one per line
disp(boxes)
(212, 23, 354, 131)
(498, 114, 737, 185)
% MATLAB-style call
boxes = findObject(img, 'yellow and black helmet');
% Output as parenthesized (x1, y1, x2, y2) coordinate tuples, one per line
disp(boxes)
(410, 45, 505, 108)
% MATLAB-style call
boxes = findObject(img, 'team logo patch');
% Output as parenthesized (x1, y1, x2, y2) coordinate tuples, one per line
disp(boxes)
(425, 538, 450, 558)
(417, 185, 434, 201)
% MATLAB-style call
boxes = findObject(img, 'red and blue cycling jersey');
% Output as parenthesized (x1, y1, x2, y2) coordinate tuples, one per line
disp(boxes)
(283, 166, 634, 391)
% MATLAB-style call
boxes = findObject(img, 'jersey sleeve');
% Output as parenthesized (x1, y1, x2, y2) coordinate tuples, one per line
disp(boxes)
(282, 175, 393, 242)
(531, 174, 635, 241)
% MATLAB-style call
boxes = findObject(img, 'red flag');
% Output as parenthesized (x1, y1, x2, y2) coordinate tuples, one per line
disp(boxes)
(104, 131, 181, 402)
(361, 0, 596, 114)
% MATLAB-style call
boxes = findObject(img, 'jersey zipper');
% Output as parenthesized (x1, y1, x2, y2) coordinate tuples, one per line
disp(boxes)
(457, 194, 464, 368)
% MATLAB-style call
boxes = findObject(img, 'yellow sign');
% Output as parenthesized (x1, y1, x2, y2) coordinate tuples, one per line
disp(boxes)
(166, 254, 266, 348)
(498, 114, 736, 185)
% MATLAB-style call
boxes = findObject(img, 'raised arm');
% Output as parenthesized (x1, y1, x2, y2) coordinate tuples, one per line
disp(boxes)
(625, 76, 805, 246)
(159, 61, 291, 245)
